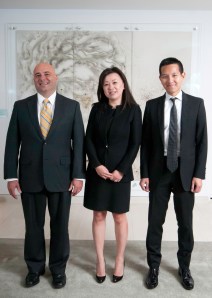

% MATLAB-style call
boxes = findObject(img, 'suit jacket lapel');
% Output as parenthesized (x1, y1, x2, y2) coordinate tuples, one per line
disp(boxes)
(27, 94, 44, 139)
(158, 95, 165, 145)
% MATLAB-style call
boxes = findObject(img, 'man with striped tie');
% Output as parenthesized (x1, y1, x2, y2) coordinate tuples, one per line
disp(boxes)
(140, 57, 207, 290)
(4, 63, 85, 289)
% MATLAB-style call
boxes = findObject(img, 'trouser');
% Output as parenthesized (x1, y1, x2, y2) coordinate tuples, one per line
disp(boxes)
(21, 189, 71, 274)
(146, 167, 194, 269)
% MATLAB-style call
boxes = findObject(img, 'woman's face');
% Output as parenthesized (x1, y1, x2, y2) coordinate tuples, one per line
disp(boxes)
(103, 72, 125, 105)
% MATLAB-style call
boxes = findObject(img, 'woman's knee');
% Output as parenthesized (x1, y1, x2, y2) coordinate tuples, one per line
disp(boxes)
(93, 211, 107, 223)
(113, 213, 127, 224)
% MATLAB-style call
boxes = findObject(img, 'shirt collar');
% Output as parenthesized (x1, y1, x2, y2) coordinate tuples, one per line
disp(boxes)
(37, 91, 57, 105)
(165, 90, 182, 102)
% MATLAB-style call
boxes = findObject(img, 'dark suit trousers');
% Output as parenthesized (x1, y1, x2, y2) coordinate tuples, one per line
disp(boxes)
(146, 162, 194, 269)
(21, 190, 71, 274)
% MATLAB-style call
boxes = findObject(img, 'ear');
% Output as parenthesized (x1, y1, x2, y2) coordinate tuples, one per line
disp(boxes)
(181, 72, 186, 78)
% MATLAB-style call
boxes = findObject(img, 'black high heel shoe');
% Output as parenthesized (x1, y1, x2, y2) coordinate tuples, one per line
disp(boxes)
(96, 275, 106, 283)
(96, 260, 106, 283)
(112, 274, 123, 283)
(112, 261, 125, 283)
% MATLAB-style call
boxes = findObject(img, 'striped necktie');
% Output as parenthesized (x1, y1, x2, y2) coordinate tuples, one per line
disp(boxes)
(40, 98, 52, 138)
(167, 97, 178, 172)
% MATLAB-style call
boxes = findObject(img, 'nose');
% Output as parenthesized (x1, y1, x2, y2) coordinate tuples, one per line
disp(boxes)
(167, 75, 174, 82)
(38, 73, 47, 81)
(108, 83, 113, 90)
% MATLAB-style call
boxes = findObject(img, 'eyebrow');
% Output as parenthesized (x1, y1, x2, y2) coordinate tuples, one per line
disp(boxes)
(34, 71, 51, 76)
(160, 73, 179, 76)
(104, 79, 118, 83)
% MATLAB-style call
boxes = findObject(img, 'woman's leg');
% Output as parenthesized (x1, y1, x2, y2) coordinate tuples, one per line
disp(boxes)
(112, 212, 128, 276)
(92, 211, 107, 276)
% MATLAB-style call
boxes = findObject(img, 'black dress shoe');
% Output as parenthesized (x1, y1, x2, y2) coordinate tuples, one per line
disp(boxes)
(25, 269, 45, 288)
(96, 275, 106, 283)
(178, 268, 194, 290)
(146, 268, 159, 289)
(52, 274, 66, 289)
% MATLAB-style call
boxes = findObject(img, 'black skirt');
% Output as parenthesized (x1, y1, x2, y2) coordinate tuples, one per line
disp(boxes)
(83, 176, 131, 213)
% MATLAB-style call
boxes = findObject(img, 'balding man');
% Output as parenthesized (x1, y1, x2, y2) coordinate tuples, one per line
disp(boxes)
(4, 63, 85, 289)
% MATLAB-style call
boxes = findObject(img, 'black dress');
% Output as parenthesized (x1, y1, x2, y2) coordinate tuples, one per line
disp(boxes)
(83, 102, 142, 213)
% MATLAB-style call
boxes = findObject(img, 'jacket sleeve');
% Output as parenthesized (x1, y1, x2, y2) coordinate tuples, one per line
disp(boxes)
(4, 102, 21, 179)
(85, 104, 102, 169)
(140, 102, 151, 179)
(71, 102, 86, 179)
(193, 99, 207, 179)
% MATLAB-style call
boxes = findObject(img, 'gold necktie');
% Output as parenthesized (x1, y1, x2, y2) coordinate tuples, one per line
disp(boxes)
(40, 98, 52, 138)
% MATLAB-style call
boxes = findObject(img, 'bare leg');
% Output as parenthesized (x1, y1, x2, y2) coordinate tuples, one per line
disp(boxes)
(113, 213, 128, 276)
(92, 211, 107, 276)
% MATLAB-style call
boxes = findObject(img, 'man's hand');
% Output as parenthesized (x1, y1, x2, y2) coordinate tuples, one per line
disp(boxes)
(140, 178, 150, 192)
(191, 177, 202, 193)
(69, 179, 83, 196)
(7, 180, 22, 199)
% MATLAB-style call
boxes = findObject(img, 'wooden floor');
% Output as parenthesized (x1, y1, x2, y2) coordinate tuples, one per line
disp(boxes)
(0, 194, 212, 241)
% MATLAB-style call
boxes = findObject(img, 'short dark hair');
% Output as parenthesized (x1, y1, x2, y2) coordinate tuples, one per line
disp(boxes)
(97, 66, 137, 109)
(159, 57, 184, 75)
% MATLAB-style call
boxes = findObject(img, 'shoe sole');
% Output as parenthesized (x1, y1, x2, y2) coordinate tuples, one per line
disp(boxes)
(146, 282, 158, 289)
(52, 283, 66, 289)
(25, 280, 40, 288)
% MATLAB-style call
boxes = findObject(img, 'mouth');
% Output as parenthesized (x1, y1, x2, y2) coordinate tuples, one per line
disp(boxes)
(39, 82, 49, 86)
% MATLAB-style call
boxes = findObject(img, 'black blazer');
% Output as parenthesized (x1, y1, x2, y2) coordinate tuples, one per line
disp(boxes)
(140, 92, 207, 191)
(86, 102, 142, 182)
(4, 93, 85, 192)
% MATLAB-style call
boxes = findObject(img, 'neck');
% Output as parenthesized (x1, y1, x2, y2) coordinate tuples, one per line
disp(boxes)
(108, 99, 122, 108)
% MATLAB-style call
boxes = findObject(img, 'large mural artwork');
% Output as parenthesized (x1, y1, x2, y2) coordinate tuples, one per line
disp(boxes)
(12, 25, 196, 184)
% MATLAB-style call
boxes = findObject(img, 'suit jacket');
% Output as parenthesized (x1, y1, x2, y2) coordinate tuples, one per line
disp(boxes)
(4, 93, 85, 192)
(86, 102, 142, 182)
(140, 91, 207, 191)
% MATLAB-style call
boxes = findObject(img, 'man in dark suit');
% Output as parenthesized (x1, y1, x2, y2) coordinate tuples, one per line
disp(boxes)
(4, 63, 85, 289)
(140, 57, 207, 290)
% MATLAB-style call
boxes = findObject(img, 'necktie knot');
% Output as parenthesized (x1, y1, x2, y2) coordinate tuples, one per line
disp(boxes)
(43, 98, 49, 106)
(170, 97, 176, 103)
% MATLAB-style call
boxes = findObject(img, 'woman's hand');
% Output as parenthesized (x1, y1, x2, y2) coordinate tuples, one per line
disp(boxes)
(95, 165, 113, 180)
(110, 170, 123, 182)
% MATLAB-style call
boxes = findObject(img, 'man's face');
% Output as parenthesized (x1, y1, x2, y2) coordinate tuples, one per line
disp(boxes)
(159, 64, 185, 96)
(33, 63, 58, 97)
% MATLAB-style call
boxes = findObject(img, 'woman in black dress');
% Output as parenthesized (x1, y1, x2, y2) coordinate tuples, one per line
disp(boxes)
(84, 67, 142, 283)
